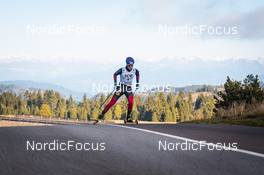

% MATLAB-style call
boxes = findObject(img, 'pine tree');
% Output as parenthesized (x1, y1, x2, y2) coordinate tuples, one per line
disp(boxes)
(164, 105, 173, 122)
(114, 104, 122, 120)
(39, 104, 52, 117)
(18, 98, 29, 115)
(242, 74, 264, 103)
(217, 74, 264, 108)
(151, 110, 159, 122)
(156, 92, 167, 119)
(0, 92, 18, 115)
(144, 95, 156, 121)
(91, 101, 100, 120)
(176, 92, 189, 122)
(187, 93, 194, 120)
(36, 90, 43, 108)
(200, 95, 216, 119)
(104, 110, 112, 120)
(67, 95, 78, 119)
(167, 92, 178, 122)
(119, 98, 128, 119)
(98, 94, 106, 107)
(69, 107, 77, 119)
(171, 107, 179, 122)
(78, 106, 88, 121)
(91, 107, 99, 120)
(33, 106, 40, 116)
(57, 99, 67, 118)
(131, 99, 139, 120)
(82, 94, 91, 118)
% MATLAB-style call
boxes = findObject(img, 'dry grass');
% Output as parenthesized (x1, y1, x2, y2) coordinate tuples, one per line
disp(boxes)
(0, 120, 50, 127)
(216, 102, 264, 119)
(187, 117, 264, 127)
(185, 102, 264, 127)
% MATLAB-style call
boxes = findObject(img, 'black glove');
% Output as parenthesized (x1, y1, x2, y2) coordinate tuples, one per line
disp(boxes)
(114, 82, 119, 91)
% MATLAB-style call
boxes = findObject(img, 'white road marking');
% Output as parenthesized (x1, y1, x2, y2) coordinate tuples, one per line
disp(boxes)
(107, 124, 264, 159)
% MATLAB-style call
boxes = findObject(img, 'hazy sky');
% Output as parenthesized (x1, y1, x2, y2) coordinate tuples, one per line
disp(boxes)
(0, 0, 264, 93)
(1, 0, 264, 62)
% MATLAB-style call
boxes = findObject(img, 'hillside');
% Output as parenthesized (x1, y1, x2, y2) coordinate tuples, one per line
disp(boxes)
(0, 80, 86, 101)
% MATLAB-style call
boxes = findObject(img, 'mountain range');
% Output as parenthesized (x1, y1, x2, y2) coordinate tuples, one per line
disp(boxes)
(0, 80, 86, 101)
(0, 80, 224, 100)
(0, 58, 263, 95)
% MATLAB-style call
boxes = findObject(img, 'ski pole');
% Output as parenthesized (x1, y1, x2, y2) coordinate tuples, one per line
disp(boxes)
(133, 86, 139, 95)
(99, 87, 115, 110)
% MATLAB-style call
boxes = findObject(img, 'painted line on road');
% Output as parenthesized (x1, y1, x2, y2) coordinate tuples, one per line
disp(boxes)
(107, 124, 264, 159)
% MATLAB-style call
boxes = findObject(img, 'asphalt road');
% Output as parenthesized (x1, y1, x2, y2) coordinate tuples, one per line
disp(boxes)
(0, 123, 263, 175)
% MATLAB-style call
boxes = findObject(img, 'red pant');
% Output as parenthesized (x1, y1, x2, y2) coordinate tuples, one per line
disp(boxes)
(102, 85, 134, 118)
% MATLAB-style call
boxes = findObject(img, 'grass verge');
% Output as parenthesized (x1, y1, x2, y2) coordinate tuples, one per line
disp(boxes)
(185, 117, 264, 127)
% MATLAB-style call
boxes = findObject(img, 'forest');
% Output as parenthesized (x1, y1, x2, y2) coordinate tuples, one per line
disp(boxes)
(0, 74, 263, 122)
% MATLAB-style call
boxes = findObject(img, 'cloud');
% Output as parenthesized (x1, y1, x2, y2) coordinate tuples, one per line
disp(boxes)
(213, 6, 264, 39)
(1, 1, 263, 61)
(136, 0, 238, 25)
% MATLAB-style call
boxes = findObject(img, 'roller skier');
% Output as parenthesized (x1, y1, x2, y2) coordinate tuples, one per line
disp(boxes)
(93, 57, 140, 124)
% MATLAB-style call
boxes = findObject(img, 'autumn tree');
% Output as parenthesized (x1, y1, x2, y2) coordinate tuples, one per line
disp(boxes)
(67, 95, 77, 119)
(57, 99, 67, 118)
(114, 104, 122, 120)
(39, 104, 52, 117)
(104, 110, 112, 120)
(91, 101, 100, 120)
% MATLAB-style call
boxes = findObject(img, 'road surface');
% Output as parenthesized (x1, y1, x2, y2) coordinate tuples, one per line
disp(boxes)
(0, 123, 263, 175)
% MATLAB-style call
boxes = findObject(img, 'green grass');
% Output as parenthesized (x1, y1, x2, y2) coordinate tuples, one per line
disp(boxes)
(185, 117, 264, 127)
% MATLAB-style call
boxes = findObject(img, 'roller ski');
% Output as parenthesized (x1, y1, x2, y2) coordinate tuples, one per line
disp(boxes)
(92, 114, 104, 125)
(124, 117, 138, 124)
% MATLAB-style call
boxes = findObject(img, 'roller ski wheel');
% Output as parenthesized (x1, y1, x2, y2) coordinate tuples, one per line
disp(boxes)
(93, 119, 100, 125)
(93, 114, 104, 125)
(124, 118, 138, 125)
